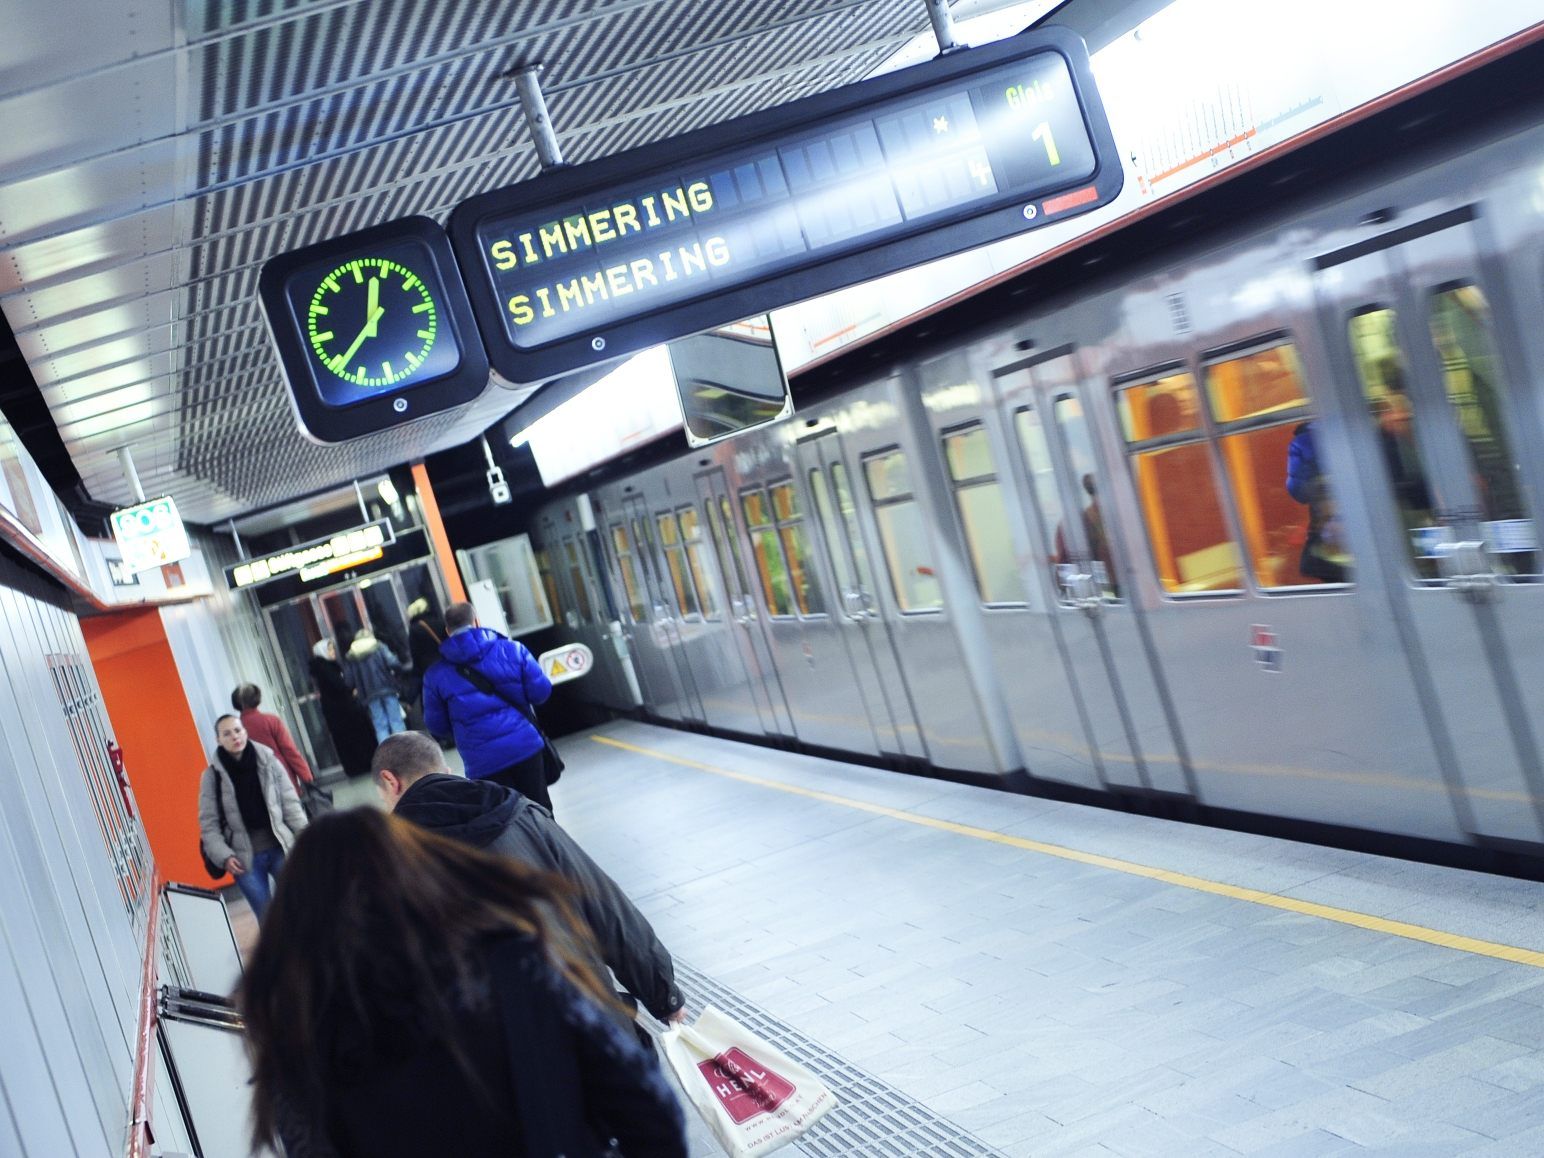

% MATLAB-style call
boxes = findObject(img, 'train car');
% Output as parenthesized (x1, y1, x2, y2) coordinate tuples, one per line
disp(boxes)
(532, 40, 1544, 863)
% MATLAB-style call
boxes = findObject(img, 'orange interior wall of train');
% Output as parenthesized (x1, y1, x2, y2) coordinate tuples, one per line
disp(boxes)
(82, 609, 215, 887)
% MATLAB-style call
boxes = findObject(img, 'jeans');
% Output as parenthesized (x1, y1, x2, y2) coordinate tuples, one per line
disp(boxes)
(234, 846, 286, 922)
(367, 694, 406, 742)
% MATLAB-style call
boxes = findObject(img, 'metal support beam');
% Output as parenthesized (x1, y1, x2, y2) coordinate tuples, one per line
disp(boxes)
(118, 447, 146, 503)
(512, 65, 566, 170)
(924, 0, 959, 53)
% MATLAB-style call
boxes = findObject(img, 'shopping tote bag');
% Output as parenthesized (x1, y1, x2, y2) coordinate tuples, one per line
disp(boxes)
(659, 1006, 836, 1156)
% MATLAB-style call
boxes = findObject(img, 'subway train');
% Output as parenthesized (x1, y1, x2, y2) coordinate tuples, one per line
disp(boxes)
(529, 36, 1544, 867)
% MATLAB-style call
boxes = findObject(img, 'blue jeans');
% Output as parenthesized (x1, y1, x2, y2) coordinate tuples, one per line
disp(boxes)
(367, 695, 405, 742)
(234, 847, 285, 922)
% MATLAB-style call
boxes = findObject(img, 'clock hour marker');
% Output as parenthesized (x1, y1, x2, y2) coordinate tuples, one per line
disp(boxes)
(313, 330, 334, 343)
(382, 361, 394, 380)
(351, 265, 364, 283)
(313, 305, 329, 316)
(406, 351, 421, 367)
(412, 302, 432, 313)
(417, 329, 433, 339)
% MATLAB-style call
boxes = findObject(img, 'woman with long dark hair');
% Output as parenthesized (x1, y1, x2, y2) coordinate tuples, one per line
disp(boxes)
(240, 808, 687, 1158)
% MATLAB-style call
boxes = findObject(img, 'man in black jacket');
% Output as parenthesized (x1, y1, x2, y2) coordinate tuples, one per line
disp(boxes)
(372, 731, 686, 1025)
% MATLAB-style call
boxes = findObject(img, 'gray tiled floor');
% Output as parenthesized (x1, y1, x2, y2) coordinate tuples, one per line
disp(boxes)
(551, 720, 1544, 1156)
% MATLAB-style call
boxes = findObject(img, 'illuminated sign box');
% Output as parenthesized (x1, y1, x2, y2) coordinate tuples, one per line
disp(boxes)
(109, 496, 191, 576)
(224, 521, 396, 590)
(450, 26, 1120, 382)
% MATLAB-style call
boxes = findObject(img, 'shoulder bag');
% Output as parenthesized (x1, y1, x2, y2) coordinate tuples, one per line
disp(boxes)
(453, 662, 565, 785)
(199, 769, 230, 879)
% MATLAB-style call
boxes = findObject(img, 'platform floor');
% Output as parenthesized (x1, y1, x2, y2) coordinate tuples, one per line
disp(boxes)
(545, 720, 1544, 1157)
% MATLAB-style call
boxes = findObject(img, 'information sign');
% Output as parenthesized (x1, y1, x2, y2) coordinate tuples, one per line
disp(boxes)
(109, 496, 192, 576)
(450, 27, 1120, 382)
(224, 520, 396, 590)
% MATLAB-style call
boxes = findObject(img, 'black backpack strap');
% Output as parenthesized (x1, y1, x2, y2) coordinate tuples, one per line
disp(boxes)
(453, 662, 540, 731)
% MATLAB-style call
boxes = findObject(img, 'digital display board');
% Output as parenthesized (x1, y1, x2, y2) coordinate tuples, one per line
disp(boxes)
(258, 217, 489, 444)
(450, 26, 1119, 382)
(224, 520, 396, 590)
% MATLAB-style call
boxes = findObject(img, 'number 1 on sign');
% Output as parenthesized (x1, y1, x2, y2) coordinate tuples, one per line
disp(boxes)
(1033, 121, 1060, 166)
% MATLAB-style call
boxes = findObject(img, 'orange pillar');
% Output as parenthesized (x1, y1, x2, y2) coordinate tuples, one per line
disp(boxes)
(82, 609, 216, 886)
(412, 460, 467, 603)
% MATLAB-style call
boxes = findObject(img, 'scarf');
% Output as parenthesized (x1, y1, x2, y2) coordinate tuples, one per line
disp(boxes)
(216, 741, 259, 779)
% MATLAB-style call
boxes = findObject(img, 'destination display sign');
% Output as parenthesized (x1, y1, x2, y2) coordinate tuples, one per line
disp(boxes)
(224, 520, 396, 590)
(450, 26, 1120, 383)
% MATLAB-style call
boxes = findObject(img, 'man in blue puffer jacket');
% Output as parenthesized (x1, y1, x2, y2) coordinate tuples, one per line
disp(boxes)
(423, 601, 556, 810)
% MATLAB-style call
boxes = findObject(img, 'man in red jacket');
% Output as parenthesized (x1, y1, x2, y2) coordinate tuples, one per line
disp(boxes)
(232, 683, 314, 792)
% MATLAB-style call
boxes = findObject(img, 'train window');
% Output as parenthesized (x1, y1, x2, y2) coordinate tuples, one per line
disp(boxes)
(609, 525, 647, 621)
(1347, 309, 1440, 578)
(1115, 372, 1244, 594)
(830, 463, 877, 594)
(1428, 285, 1535, 576)
(770, 481, 826, 616)
(536, 547, 564, 622)
(809, 469, 857, 593)
(1203, 343, 1352, 588)
(863, 449, 944, 612)
(741, 488, 796, 617)
(707, 497, 752, 602)
(678, 506, 721, 618)
(1052, 396, 1121, 600)
(942, 425, 1022, 605)
(1014, 405, 1072, 602)
(656, 512, 702, 618)
(563, 540, 594, 621)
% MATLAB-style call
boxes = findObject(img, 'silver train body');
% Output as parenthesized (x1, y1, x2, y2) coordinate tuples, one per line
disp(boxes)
(532, 58, 1544, 859)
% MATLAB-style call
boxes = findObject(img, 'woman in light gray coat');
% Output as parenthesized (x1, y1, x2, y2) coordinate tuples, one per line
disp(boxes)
(198, 714, 307, 921)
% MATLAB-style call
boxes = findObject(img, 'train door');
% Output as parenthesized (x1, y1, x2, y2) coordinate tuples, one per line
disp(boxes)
(795, 429, 928, 762)
(612, 498, 691, 723)
(994, 349, 1186, 795)
(735, 470, 881, 757)
(652, 504, 725, 730)
(693, 470, 790, 737)
(633, 495, 708, 725)
(1316, 213, 1544, 844)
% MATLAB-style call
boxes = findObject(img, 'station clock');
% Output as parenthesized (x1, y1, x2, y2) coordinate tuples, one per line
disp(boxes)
(259, 216, 488, 443)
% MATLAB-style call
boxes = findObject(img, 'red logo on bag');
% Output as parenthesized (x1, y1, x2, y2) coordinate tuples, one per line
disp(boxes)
(698, 1048, 796, 1124)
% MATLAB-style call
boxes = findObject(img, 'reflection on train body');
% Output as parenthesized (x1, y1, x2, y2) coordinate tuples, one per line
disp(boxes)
(533, 89, 1544, 858)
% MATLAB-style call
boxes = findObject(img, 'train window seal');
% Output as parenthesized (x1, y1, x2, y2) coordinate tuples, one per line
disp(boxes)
(940, 421, 1028, 608)
(862, 446, 946, 616)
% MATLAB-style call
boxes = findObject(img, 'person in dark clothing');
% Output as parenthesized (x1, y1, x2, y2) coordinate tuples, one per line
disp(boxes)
(423, 601, 555, 809)
(405, 597, 445, 696)
(308, 638, 377, 778)
(1285, 421, 1350, 583)
(197, 714, 307, 921)
(240, 808, 688, 1158)
(373, 732, 687, 1026)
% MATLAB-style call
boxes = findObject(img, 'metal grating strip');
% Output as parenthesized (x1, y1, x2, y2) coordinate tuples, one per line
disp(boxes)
(671, 960, 1007, 1158)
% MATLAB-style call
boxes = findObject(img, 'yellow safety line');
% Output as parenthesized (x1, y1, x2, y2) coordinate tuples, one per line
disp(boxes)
(593, 734, 1544, 969)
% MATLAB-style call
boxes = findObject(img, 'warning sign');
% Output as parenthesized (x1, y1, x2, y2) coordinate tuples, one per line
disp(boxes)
(537, 642, 593, 686)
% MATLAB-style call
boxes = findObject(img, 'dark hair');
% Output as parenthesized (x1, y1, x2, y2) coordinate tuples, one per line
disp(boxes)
(444, 601, 476, 633)
(240, 809, 618, 1151)
(232, 683, 262, 711)
(372, 731, 445, 786)
(213, 713, 240, 735)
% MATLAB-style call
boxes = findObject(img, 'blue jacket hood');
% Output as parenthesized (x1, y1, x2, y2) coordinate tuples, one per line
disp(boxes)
(439, 626, 502, 666)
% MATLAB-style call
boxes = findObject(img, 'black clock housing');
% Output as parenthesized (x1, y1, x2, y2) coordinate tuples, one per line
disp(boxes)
(259, 216, 489, 444)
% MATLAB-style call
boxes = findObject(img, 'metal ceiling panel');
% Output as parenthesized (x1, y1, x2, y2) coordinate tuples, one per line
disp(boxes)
(0, 0, 934, 523)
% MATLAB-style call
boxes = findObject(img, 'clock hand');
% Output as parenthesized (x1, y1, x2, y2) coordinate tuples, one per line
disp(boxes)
(365, 277, 380, 335)
(336, 304, 386, 367)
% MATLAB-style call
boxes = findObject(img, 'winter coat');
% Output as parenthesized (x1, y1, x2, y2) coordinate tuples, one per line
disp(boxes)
(423, 628, 552, 780)
(198, 741, 307, 868)
(275, 933, 688, 1158)
(239, 708, 313, 790)
(344, 634, 404, 703)
(309, 655, 377, 778)
(395, 774, 685, 1021)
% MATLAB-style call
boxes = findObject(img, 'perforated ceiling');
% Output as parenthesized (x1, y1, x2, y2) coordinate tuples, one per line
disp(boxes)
(0, 0, 937, 524)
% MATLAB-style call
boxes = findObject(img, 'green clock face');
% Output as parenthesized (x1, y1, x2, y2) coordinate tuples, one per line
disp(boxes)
(306, 257, 441, 388)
